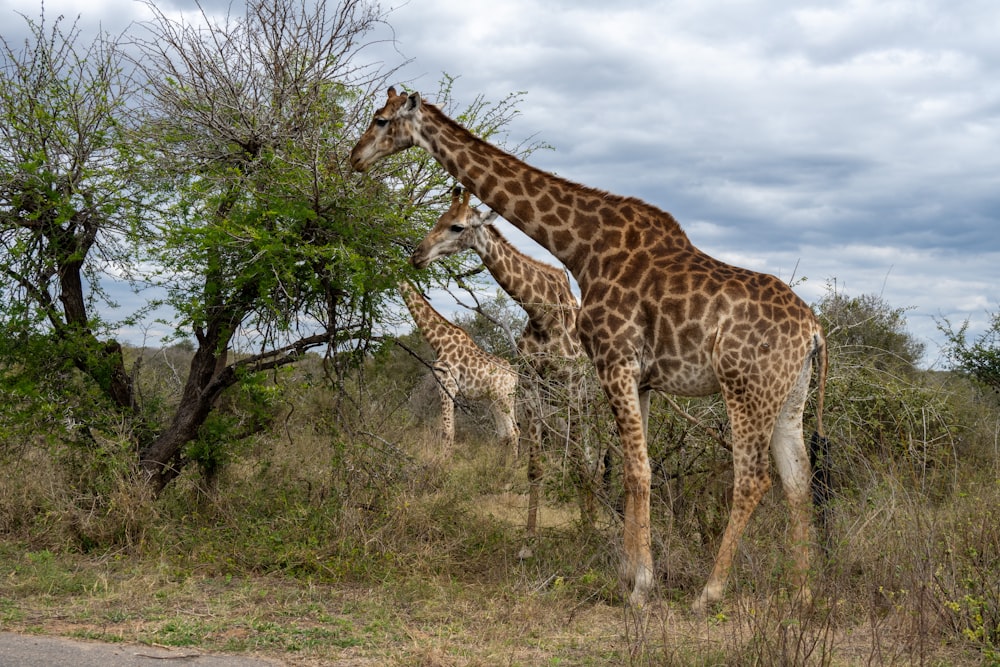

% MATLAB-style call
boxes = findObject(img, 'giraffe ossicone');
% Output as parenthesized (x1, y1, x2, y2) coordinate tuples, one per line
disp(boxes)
(357, 88, 829, 612)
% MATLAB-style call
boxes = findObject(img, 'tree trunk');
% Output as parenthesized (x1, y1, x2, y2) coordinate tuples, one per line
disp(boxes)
(57, 241, 137, 412)
(139, 339, 236, 493)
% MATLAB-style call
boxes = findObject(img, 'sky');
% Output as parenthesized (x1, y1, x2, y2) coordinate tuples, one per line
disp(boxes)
(4, 0, 999, 366)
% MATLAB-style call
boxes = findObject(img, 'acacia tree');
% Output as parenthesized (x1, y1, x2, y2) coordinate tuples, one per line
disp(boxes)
(1, 1, 529, 496)
(816, 289, 925, 372)
(131, 1, 533, 491)
(939, 311, 1000, 392)
(0, 13, 147, 439)
(129, 0, 417, 490)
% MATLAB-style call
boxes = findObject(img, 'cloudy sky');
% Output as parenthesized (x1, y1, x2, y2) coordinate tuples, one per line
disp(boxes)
(4, 0, 999, 366)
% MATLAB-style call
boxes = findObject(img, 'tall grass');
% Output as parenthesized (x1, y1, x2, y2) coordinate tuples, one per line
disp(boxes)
(0, 347, 997, 664)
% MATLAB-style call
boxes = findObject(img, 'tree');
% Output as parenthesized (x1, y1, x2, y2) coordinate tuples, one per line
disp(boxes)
(0, 13, 147, 432)
(939, 310, 1000, 393)
(816, 289, 925, 371)
(1, 1, 534, 497)
(129, 0, 410, 490)
(816, 287, 961, 490)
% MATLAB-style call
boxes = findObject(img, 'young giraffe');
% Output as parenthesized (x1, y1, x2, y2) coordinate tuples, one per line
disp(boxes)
(412, 186, 602, 553)
(398, 281, 520, 454)
(355, 89, 828, 612)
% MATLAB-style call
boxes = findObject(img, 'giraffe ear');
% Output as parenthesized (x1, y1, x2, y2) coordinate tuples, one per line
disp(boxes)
(479, 210, 500, 226)
(404, 92, 421, 112)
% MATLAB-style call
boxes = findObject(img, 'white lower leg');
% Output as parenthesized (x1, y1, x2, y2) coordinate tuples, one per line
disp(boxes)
(628, 560, 654, 607)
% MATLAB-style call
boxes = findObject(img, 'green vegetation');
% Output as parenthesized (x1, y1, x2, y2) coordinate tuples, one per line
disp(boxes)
(1, 1, 998, 665)
(0, 0, 535, 494)
(1, 289, 998, 664)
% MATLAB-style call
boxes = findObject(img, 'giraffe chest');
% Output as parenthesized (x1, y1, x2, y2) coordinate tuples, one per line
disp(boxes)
(518, 322, 582, 361)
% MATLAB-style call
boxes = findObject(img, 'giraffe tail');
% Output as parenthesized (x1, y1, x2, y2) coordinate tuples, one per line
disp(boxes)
(809, 333, 833, 557)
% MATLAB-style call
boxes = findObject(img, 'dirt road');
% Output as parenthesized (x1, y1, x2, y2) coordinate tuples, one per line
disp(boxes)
(0, 632, 283, 666)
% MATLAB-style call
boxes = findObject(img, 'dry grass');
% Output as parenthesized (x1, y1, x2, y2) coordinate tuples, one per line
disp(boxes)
(0, 551, 985, 665)
(1, 360, 998, 665)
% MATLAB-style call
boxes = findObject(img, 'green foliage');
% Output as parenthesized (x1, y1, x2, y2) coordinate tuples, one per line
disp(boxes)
(0, 328, 131, 463)
(816, 288, 925, 372)
(814, 287, 966, 495)
(823, 360, 964, 492)
(138, 9, 407, 359)
(0, 12, 148, 426)
(187, 369, 286, 485)
(939, 310, 1000, 394)
(1, 0, 536, 491)
(925, 495, 1000, 657)
(0, 16, 148, 302)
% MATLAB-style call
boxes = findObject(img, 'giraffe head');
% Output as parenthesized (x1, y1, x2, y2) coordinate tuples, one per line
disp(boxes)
(350, 87, 424, 172)
(412, 187, 498, 269)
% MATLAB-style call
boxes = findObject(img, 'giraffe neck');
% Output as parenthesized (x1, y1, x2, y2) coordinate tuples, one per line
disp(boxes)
(399, 282, 468, 350)
(472, 225, 576, 326)
(416, 104, 677, 279)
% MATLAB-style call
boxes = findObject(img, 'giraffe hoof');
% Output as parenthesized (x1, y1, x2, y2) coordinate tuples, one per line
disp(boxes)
(692, 585, 722, 616)
(628, 588, 648, 608)
(691, 596, 708, 616)
(624, 564, 654, 608)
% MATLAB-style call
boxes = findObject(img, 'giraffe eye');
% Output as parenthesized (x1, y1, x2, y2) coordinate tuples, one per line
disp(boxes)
(450, 225, 465, 233)
(374, 118, 389, 127)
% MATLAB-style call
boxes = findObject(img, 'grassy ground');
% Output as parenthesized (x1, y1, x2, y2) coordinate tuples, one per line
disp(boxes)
(0, 541, 976, 665)
(0, 449, 993, 665)
(1, 363, 998, 665)
(0, 530, 987, 666)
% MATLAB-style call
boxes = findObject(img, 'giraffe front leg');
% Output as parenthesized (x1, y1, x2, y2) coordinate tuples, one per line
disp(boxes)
(623, 454, 653, 607)
(599, 368, 653, 607)
(435, 369, 457, 449)
(518, 397, 543, 560)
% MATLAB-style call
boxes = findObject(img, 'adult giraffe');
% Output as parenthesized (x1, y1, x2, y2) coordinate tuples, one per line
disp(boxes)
(413, 186, 603, 553)
(352, 88, 828, 612)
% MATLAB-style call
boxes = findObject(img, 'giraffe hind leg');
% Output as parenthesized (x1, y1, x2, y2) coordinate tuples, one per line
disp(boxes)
(435, 366, 457, 449)
(693, 430, 773, 615)
(769, 358, 816, 606)
(694, 360, 816, 614)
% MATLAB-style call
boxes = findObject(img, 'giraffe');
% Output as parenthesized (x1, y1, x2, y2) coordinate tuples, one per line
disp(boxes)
(354, 89, 828, 612)
(412, 186, 603, 554)
(398, 281, 520, 455)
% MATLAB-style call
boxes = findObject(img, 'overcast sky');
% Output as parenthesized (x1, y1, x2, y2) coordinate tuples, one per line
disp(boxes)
(4, 0, 999, 366)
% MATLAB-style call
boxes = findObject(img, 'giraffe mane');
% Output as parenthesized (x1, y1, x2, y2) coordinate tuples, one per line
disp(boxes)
(418, 101, 692, 243)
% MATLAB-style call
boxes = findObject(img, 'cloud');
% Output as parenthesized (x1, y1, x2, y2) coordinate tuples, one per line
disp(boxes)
(369, 2, 998, 360)
(3, 0, 998, 367)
